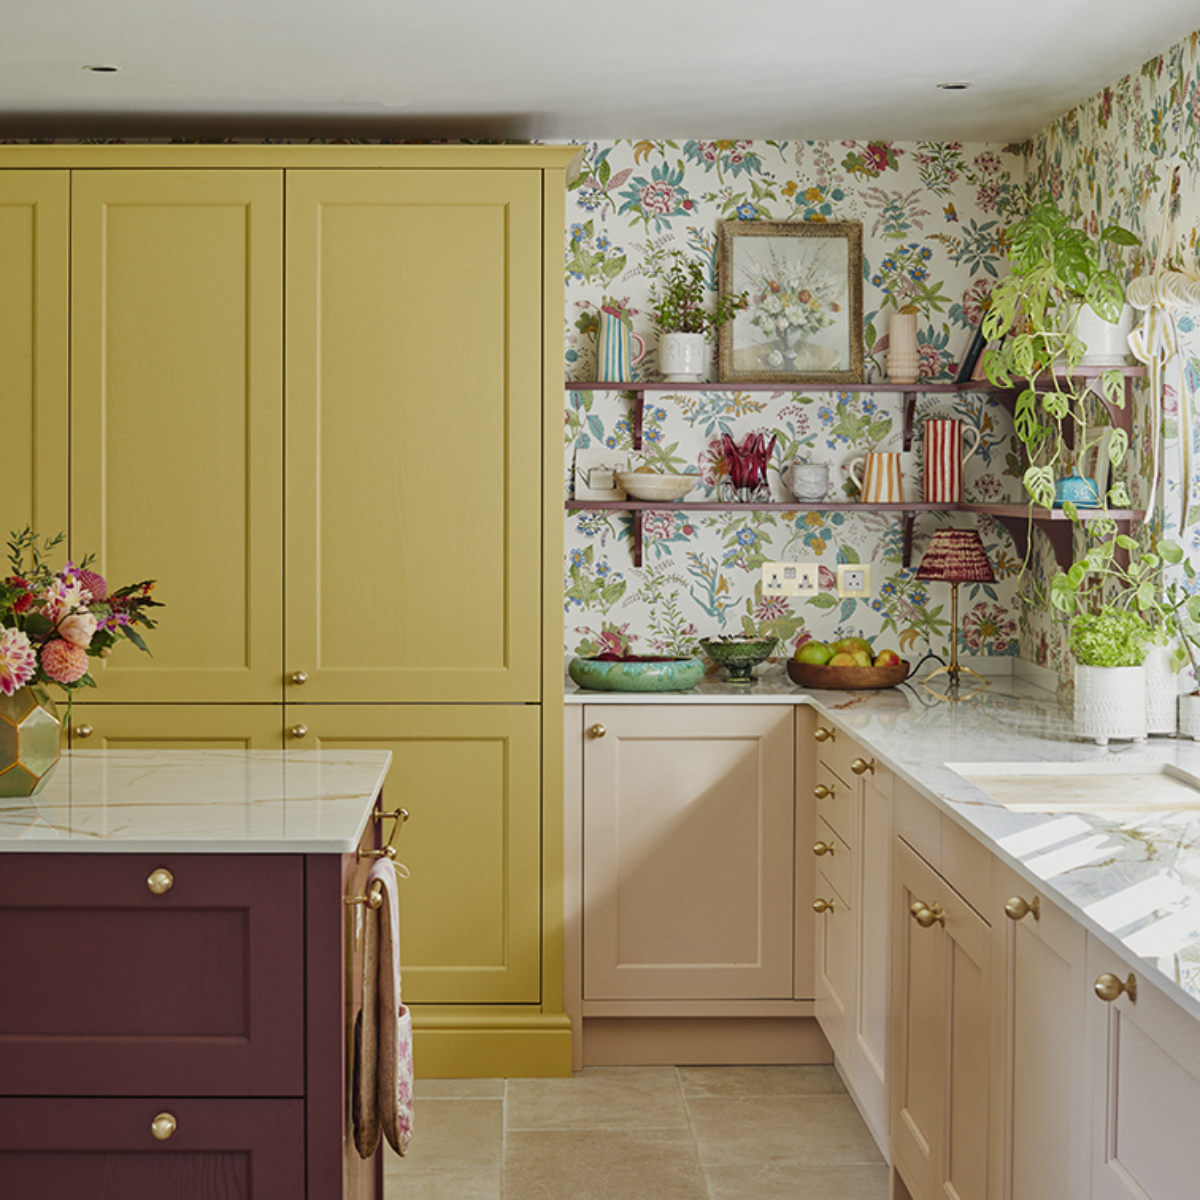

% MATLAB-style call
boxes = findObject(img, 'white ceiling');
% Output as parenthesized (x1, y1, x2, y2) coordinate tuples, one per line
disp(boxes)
(4, 1, 1199, 143)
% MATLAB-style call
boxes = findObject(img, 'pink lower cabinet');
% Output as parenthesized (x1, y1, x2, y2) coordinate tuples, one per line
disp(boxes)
(0, 849, 381, 1199)
(0, 1098, 304, 1198)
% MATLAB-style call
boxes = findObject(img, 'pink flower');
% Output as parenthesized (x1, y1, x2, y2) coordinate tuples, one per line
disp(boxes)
(58, 611, 98, 648)
(640, 182, 677, 216)
(78, 568, 108, 601)
(39, 575, 84, 625)
(40, 638, 90, 685)
(0, 628, 37, 696)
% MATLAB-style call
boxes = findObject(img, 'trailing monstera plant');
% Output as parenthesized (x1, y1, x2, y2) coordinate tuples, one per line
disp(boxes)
(982, 200, 1139, 511)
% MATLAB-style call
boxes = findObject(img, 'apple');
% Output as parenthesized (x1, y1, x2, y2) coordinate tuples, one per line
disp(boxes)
(851, 649, 873, 667)
(827, 651, 858, 667)
(874, 649, 902, 667)
(795, 640, 833, 666)
(831, 636, 872, 657)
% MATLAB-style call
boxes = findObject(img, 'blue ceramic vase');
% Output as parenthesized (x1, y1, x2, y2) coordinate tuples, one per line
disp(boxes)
(1053, 474, 1100, 508)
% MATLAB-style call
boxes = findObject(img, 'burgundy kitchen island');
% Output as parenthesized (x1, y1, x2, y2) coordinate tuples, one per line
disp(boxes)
(0, 749, 393, 1200)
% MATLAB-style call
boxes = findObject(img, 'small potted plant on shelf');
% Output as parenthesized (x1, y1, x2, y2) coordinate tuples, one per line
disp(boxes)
(649, 250, 748, 383)
(982, 199, 1139, 512)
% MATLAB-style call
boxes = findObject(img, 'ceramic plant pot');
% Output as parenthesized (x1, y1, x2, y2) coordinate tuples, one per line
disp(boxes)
(1071, 302, 1134, 366)
(1180, 693, 1200, 741)
(0, 685, 63, 798)
(659, 332, 707, 382)
(1074, 664, 1147, 745)
(1144, 643, 1178, 736)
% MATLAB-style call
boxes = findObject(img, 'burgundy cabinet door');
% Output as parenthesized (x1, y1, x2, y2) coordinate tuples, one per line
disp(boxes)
(0, 1097, 305, 1198)
(0, 854, 305, 1096)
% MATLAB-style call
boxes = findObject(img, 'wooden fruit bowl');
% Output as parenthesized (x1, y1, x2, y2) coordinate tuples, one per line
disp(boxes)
(787, 658, 911, 690)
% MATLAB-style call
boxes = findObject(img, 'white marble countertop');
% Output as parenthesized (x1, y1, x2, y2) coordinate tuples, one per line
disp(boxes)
(568, 669, 1200, 1023)
(0, 750, 393, 854)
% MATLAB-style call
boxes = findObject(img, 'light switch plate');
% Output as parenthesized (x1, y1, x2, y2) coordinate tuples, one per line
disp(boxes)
(837, 563, 871, 598)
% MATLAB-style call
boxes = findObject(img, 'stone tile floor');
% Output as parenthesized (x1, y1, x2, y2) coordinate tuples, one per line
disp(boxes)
(384, 1065, 888, 1200)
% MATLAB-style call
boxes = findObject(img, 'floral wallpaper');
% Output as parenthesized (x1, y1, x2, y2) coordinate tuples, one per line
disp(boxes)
(563, 139, 1028, 667)
(1022, 29, 1200, 678)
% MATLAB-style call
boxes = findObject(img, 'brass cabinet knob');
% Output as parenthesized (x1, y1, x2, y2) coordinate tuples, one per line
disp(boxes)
(910, 900, 945, 928)
(813, 898, 835, 913)
(290, 671, 309, 686)
(590, 724, 607, 739)
(73, 723, 94, 739)
(814, 727, 835, 743)
(1004, 895, 1040, 922)
(290, 724, 308, 739)
(813, 841, 834, 856)
(151, 1112, 177, 1141)
(851, 757, 876, 776)
(1094, 972, 1138, 1004)
(813, 784, 834, 800)
(147, 868, 174, 895)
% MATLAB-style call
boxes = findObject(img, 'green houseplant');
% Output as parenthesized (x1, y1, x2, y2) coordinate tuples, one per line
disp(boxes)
(649, 250, 747, 381)
(982, 200, 1139, 511)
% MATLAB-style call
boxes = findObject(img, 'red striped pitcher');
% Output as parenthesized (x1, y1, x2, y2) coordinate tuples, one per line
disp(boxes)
(923, 419, 981, 504)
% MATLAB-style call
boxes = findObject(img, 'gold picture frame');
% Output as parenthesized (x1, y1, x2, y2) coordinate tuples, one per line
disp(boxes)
(718, 220, 864, 385)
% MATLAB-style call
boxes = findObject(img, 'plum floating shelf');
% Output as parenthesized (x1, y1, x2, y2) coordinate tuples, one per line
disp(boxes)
(565, 370, 1149, 571)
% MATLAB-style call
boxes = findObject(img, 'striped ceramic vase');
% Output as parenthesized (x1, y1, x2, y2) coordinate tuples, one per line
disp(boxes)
(923, 419, 981, 504)
(596, 308, 645, 383)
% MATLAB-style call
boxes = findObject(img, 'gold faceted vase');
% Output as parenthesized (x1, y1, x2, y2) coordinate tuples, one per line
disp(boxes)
(0, 686, 63, 797)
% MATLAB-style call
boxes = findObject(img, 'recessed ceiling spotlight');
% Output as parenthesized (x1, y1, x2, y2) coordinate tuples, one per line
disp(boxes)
(936, 82, 972, 91)
(83, 64, 121, 73)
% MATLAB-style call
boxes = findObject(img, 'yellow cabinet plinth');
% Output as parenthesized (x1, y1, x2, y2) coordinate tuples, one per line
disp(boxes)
(70, 170, 285, 704)
(288, 703, 542, 1004)
(0, 171, 69, 539)
(284, 171, 544, 704)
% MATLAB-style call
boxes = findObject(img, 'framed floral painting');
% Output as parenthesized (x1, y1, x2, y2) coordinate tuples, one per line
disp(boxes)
(718, 220, 863, 385)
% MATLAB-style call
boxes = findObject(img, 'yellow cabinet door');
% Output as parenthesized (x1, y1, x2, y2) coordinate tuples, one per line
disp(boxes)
(286, 703, 542, 1004)
(0, 171, 69, 539)
(70, 170, 284, 704)
(67, 704, 284, 749)
(284, 170, 544, 704)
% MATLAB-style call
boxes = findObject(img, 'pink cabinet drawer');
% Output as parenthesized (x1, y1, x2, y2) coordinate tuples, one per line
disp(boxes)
(0, 854, 304, 1096)
(0, 1096, 304, 1199)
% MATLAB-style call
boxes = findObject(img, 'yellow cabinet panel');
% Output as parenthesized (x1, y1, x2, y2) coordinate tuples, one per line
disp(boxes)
(287, 704, 542, 1004)
(67, 705, 284, 749)
(70, 170, 284, 704)
(0, 171, 68, 539)
(284, 171, 544, 703)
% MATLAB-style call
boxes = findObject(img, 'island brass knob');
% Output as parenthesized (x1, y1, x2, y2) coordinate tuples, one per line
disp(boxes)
(851, 757, 876, 776)
(813, 841, 835, 857)
(290, 671, 309, 686)
(813, 784, 835, 799)
(911, 901, 945, 928)
(1094, 972, 1138, 1004)
(814, 727, 835, 743)
(590, 724, 607, 739)
(1004, 895, 1040, 922)
(73, 723, 94, 739)
(813, 898, 835, 913)
(290, 724, 308, 739)
(147, 868, 174, 895)
(151, 1112, 177, 1141)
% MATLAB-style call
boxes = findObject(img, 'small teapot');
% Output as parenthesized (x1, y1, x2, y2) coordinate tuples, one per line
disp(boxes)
(783, 459, 830, 502)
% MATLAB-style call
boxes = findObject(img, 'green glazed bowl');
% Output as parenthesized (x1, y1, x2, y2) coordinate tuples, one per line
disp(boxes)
(568, 656, 706, 692)
(698, 637, 777, 685)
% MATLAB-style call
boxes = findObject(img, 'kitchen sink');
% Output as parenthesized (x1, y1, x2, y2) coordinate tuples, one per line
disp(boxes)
(949, 760, 1200, 813)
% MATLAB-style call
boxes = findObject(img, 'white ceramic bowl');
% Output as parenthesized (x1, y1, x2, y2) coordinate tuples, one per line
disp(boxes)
(614, 472, 698, 502)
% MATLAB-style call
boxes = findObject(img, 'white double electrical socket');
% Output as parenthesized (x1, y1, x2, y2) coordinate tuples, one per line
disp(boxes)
(836, 564, 872, 599)
(762, 561, 819, 597)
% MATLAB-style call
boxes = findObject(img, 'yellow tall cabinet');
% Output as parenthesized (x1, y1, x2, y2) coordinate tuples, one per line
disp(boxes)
(1, 144, 577, 1078)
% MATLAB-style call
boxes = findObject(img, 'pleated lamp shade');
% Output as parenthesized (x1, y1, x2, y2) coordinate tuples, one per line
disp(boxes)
(914, 529, 994, 584)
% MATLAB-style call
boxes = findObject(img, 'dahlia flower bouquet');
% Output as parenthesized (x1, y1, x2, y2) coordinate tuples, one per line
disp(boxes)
(0, 529, 161, 700)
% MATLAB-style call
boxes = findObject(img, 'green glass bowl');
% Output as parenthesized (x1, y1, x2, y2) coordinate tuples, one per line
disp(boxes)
(698, 638, 777, 684)
(568, 656, 706, 692)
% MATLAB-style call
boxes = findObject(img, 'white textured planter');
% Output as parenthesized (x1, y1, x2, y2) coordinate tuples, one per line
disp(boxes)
(1071, 302, 1134, 365)
(659, 332, 707, 382)
(1144, 644, 1178, 736)
(1180, 693, 1200, 741)
(1074, 664, 1148, 745)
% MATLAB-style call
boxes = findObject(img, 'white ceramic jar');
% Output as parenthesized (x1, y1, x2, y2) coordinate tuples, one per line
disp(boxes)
(1074, 664, 1148, 745)
(1144, 643, 1178, 736)
(659, 332, 707, 382)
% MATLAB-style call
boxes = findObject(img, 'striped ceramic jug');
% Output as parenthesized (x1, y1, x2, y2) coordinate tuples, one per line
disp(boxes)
(923, 419, 981, 504)
(596, 307, 646, 383)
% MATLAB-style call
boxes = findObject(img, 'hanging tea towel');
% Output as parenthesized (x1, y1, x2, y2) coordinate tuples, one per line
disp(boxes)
(353, 856, 414, 1158)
